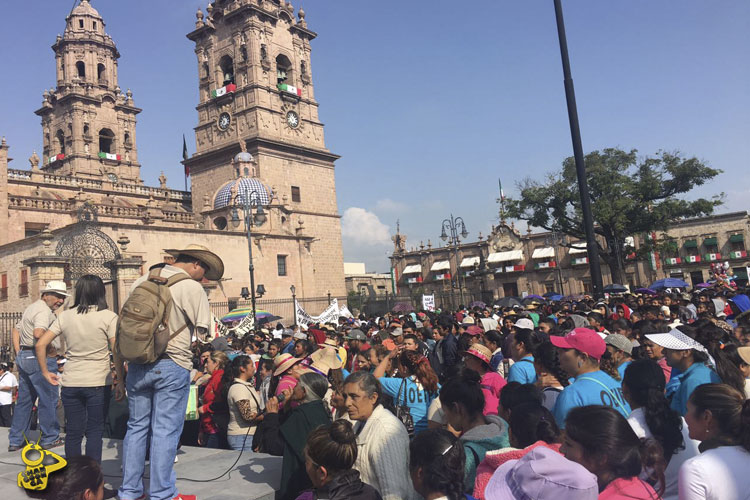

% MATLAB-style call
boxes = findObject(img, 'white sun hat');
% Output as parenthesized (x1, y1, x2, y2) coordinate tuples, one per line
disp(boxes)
(645, 328, 715, 367)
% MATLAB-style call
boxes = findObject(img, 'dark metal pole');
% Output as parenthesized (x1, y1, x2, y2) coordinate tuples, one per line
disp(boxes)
(246, 208, 258, 329)
(553, 0, 604, 299)
(291, 288, 297, 327)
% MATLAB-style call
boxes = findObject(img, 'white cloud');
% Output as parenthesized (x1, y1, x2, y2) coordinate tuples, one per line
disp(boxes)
(374, 198, 410, 214)
(341, 207, 391, 246)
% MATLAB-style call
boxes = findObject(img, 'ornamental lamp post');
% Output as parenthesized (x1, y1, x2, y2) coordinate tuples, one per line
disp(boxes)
(290, 284, 297, 326)
(231, 189, 270, 331)
(441, 214, 469, 308)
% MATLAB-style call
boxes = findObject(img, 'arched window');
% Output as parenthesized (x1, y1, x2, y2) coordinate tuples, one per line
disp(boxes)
(276, 54, 292, 85)
(213, 216, 228, 230)
(55, 130, 65, 155)
(219, 55, 234, 86)
(76, 61, 86, 79)
(202, 62, 209, 79)
(99, 128, 115, 154)
(97, 63, 106, 84)
(83, 124, 90, 135)
(124, 132, 131, 145)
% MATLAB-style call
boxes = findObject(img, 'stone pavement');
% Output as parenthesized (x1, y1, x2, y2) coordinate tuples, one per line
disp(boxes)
(0, 430, 281, 500)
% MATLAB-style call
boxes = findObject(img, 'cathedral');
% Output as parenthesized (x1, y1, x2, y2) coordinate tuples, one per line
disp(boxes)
(0, 0, 345, 314)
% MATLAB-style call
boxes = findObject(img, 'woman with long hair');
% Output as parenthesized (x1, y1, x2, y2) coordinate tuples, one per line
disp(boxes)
(296, 420, 381, 500)
(222, 354, 262, 451)
(507, 328, 544, 384)
(35, 274, 117, 463)
(198, 350, 229, 448)
(439, 369, 510, 492)
(621, 358, 699, 500)
(551, 328, 631, 427)
(679, 383, 750, 499)
(409, 428, 472, 500)
(373, 348, 440, 434)
(533, 339, 570, 412)
(563, 405, 663, 499)
(342, 371, 417, 500)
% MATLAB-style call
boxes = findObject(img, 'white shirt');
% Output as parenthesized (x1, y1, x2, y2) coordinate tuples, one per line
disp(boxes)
(628, 407, 699, 500)
(0, 371, 18, 405)
(678, 445, 750, 500)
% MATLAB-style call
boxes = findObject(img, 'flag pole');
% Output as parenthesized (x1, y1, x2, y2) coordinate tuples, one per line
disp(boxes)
(182, 134, 189, 192)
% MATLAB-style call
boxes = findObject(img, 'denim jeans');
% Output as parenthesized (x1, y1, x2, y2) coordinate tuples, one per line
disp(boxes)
(61, 385, 105, 462)
(227, 433, 253, 451)
(8, 351, 60, 447)
(119, 358, 190, 500)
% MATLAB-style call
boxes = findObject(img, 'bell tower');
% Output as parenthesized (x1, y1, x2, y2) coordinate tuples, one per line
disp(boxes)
(35, 0, 142, 184)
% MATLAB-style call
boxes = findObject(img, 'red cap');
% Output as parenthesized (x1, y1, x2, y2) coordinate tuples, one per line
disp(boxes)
(549, 328, 606, 360)
(466, 325, 484, 336)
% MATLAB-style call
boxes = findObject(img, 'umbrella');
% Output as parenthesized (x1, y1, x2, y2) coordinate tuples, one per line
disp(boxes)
(603, 284, 628, 293)
(257, 314, 282, 325)
(634, 287, 657, 295)
(392, 302, 414, 313)
(495, 297, 521, 308)
(469, 300, 486, 309)
(526, 294, 546, 301)
(651, 278, 689, 290)
(543, 292, 560, 298)
(545, 293, 563, 301)
(221, 308, 274, 323)
(694, 283, 714, 289)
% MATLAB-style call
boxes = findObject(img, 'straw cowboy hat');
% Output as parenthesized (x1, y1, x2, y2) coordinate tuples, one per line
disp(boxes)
(164, 244, 224, 281)
(273, 353, 303, 377)
(308, 347, 341, 376)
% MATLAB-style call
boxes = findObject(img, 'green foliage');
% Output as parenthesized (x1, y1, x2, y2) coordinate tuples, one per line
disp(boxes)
(505, 148, 723, 282)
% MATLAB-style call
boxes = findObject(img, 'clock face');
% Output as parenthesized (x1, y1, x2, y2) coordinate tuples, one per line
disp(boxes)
(218, 112, 231, 131)
(107, 173, 118, 183)
(286, 110, 299, 129)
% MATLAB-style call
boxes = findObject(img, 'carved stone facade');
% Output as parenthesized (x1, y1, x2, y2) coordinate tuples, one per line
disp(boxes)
(0, 0, 345, 313)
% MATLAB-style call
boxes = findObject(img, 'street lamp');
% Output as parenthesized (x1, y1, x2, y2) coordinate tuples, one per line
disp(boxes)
(290, 285, 297, 326)
(545, 231, 568, 295)
(440, 214, 469, 307)
(230, 188, 271, 331)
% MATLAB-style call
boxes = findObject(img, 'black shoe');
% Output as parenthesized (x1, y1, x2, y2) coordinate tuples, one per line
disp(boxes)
(7, 444, 22, 452)
(41, 438, 65, 449)
(102, 485, 117, 499)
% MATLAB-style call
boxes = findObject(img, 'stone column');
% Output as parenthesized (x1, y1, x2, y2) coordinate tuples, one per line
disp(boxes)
(111, 257, 144, 311)
(21, 256, 69, 299)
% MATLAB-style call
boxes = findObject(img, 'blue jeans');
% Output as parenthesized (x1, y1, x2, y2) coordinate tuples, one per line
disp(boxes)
(227, 433, 253, 451)
(8, 351, 60, 447)
(61, 385, 105, 462)
(118, 358, 190, 500)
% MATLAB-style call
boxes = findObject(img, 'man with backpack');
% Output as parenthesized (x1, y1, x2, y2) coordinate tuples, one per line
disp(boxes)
(114, 244, 223, 500)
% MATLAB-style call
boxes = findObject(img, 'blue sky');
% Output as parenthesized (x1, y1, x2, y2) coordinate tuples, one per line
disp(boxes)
(1, 1, 748, 272)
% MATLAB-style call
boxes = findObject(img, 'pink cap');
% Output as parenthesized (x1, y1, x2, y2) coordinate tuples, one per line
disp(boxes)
(466, 325, 484, 336)
(549, 328, 606, 360)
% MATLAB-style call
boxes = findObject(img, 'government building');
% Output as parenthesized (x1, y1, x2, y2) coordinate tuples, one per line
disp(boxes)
(0, 0, 345, 317)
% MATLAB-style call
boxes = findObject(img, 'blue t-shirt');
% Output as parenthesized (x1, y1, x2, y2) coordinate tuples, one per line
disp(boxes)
(553, 370, 631, 428)
(670, 362, 720, 416)
(617, 360, 632, 381)
(508, 355, 537, 384)
(379, 375, 439, 434)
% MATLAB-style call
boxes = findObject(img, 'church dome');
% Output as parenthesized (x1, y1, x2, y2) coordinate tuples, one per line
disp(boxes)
(71, 0, 102, 19)
(234, 152, 254, 163)
(214, 177, 272, 210)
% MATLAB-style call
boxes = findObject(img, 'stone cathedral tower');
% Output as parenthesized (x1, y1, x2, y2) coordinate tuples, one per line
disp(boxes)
(35, 0, 142, 184)
(185, 0, 345, 297)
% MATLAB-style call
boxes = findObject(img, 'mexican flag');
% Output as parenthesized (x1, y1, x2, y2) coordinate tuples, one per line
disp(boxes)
(48, 154, 64, 164)
(686, 255, 701, 263)
(731, 250, 747, 259)
(277, 83, 302, 96)
(211, 83, 237, 98)
(706, 253, 721, 261)
(98, 152, 121, 161)
(666, 257, 681, 265)
(499, 179, 505, 201)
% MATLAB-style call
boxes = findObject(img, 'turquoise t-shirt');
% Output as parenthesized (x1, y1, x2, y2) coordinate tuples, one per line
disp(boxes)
(553, 370, 631, 428)
(617, 360, 632, 381)
(379, 375, 439, 434)
(508, 355, 537, 384)
(670, 362, 720, 416)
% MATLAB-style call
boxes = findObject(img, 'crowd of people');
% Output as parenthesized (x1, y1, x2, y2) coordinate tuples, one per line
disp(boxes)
(4, 242, 750, 500)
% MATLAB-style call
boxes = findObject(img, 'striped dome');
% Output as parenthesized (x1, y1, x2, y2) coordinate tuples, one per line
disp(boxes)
(214, 178, 272, 210)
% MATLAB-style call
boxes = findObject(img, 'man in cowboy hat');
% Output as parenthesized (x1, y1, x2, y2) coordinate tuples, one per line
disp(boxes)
(116, 244, 223, 500)
(8, 280, 68, 452)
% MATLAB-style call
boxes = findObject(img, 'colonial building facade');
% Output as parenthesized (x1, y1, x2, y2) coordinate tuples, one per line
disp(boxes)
(390, 211, 750, 303)
(0, 0, 345, 314)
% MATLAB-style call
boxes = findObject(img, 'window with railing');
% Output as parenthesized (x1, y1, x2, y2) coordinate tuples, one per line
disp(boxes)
(0, 273, 7, 302)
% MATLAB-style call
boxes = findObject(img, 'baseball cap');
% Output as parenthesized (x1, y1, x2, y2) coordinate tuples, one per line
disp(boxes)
(604, 333, 633, 355)
(549, 328, 606, 360)
(281, 328, 294, 337)
(390, 327, 404, 337)
(462, 316, 476, 325)
(465, 325, 484, 336)
(514, 318, 534, 330)
(345, 329, 367, 341)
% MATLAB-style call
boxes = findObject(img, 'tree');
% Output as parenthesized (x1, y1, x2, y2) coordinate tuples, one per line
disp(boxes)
(505, 148, 723, 285)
